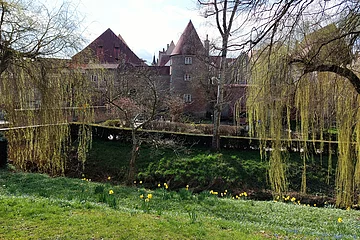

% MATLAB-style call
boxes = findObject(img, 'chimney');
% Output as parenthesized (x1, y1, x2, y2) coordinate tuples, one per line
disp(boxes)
(204, 34, 210, 56)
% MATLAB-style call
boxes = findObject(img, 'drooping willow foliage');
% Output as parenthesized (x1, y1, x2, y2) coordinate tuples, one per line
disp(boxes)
(247, 46, 293, 195)
(247, 45, 360, 208)
(0, 58, 93, 175)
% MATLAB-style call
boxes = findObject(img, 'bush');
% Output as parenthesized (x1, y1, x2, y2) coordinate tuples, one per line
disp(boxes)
(143, 121, 246, 136)
(137, 153, 268, 191)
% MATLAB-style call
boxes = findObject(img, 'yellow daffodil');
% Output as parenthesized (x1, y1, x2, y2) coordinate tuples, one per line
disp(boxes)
(314, 204, 316, 207)
(210, 190, 213, 194)
(164, 183, 168, 189)
(338, 217, 343, 223)
(109, 189, 114, 195)
(243, 192, 248, 197)
(140, 194, 144, 199)
(139, 181, 143, 184)
(107, 176, 111, 180)
(291, 197, 296, 202)
(158, 183, 161, 187)
(346, 206, 350, 211)
(145, 198, 149, 202)
(147, 193, 153, 199)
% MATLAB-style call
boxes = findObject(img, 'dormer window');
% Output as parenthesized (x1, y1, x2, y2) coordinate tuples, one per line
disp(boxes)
(185, 57, 192, 65)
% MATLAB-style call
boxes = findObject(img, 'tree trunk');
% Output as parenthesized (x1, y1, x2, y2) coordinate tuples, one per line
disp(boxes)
(127, 128, 138, 184)
(212, 37, 228, 151)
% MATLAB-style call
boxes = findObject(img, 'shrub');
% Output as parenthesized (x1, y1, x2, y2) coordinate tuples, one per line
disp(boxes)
(137, 153, 268, 191)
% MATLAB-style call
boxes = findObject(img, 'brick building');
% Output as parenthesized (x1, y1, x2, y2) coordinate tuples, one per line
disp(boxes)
(72, 20, 248, 123)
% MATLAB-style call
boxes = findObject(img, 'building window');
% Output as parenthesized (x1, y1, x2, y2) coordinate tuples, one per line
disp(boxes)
(91, 74, 98, 82)
(184, 74, 191, 81)
(183, 94, 192, 103)
(185, 57, 192, 65)
(210, 76, 217, 85)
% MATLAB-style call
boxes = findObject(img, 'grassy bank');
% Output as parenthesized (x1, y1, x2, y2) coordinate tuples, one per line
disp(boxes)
(78, 139, 335, 196)
(1, 170, 359, 239)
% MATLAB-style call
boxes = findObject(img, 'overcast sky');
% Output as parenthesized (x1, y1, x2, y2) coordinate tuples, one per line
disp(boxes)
(75, 0, 212, 63)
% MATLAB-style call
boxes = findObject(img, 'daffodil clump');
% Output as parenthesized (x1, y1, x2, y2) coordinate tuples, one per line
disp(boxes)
(139, 193, 153, 213)
(233, 191, 248, 200)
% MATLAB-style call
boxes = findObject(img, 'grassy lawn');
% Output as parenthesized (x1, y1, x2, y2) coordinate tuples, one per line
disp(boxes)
(1, 170, 359, 239)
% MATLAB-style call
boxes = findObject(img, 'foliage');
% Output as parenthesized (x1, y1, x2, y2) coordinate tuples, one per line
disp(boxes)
(0, 1, 92, 175)
(110, 120, 246, 136)
(247, 38, 360, 207)
(139, 153, 239, 189)
(80, 139, 338, 197)
(1, 60, 93, 175)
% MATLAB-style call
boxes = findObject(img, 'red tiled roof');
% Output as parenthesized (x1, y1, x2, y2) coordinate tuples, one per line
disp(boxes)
(171, 20, 205, 56)
(72, 28, 144, 66)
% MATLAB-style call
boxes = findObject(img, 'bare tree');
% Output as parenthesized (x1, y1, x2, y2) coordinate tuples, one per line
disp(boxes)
(198, 0, 240, 150)
(105, 64, 167, 184)
(0, 0, 84, 75)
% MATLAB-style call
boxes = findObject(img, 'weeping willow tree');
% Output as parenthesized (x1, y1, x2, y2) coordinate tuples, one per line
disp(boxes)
(247, 46, 294, 196)
(0, 0, 93, 175)
(247, 24, 360, 208)
(0, 58, 93, 175)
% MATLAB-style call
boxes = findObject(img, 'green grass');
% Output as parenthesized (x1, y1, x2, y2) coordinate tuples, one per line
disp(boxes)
(1, 170, 359, 239)
(82, 139, 335, 195)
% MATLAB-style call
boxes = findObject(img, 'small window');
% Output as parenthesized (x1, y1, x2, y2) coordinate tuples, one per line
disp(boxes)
(91, 74, 98, 82)
(129, 88, 136, 96)
(185, 57, 192, 65)
(184, 74, 191, 81)
(210, 76, 217, 85)
(183, 94, 192, 103)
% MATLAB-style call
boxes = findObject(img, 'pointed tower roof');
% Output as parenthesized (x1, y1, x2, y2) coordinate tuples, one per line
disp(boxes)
(171, 20, 205, 56)
(73, 28, 144, 65)
(165, 41, 176, 55)
(152, 54, 157, 66)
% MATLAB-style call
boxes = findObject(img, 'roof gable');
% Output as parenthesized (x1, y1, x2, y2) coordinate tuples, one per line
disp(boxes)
(73, 28, 144, 65)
